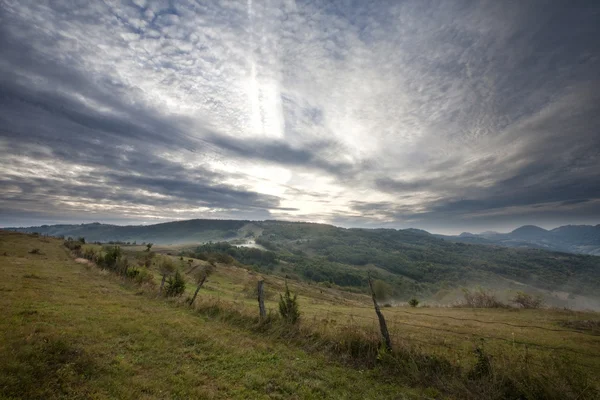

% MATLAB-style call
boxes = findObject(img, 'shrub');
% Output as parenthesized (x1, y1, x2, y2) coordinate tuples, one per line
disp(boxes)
(28, 248, 41, 255)
(460, 288, 506, 308)
(165, 270, 186, 297)
(512, 291, 544, 309)
(82, 247, 97, 261)
(134, 268, 155, 286)
(102, 246, 122, 270)
(408, 298, 419, 307)
(63, 240, 82, 252)
(158, 256, 176, 292)
(278, 282, 300, 324)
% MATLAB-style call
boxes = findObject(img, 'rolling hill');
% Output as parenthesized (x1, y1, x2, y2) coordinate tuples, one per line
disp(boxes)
(6, 219, 600, 301)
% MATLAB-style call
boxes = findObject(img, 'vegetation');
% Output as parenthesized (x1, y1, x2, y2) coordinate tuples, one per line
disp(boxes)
(164, 270, 186, 297)
(189, 264, 215, 305)
(512, 291, 545, 309)
(158, 256, 176, 293)
(458, 287, 506, 308)
(278, 282, 300, 324)
(1, 232, 599, 399)
(16, 220, 600, 302)
(408, 298, 419, 307)
(2, 231, 420, 399)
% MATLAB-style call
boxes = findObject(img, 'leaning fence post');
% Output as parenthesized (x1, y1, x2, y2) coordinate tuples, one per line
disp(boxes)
(257, 280, 266, 320)
(368, 272, 392, 351)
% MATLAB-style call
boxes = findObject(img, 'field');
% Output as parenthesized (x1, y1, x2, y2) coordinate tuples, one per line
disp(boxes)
(1, 231, 599, 399)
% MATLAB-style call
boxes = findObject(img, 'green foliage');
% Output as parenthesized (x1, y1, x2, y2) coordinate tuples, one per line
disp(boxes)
(77, 237, 85, 244)
(102, 245, 122, 269)
(63, 239, 82, 252)
(146, 243, 153, 252)
(165, 270, 186, 297)
(408, 298, 419, 307)
(189, 242, 277, 268)
(468, 342, 492, 379)
(278, 282, 300, 324)
(258, 222, 600, 297)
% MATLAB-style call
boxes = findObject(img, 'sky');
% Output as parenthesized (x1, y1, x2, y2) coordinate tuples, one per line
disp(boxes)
(0, 0, 599, 234)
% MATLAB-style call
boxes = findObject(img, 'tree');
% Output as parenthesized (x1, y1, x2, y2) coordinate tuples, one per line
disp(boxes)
(189, 264, 215, 305)
(165, 270, 186, 297)
(278, 281, 300, 324)
(158, 257, 176, 293)
(146, 243, 153, 252)
(408, 298, 419, 307)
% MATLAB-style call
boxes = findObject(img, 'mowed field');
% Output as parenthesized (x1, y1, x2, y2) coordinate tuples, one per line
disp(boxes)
(2, 231, 599, 399)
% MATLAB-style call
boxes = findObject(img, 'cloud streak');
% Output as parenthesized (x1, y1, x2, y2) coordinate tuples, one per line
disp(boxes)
(0, 0, 599, 232)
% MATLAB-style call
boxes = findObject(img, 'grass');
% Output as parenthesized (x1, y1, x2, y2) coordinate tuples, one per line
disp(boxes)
(0, 231, 422, 399)
(2, 231, 599, 399)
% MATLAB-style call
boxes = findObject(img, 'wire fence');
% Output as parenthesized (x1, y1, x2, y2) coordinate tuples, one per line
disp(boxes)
(200, 291, 600, 372)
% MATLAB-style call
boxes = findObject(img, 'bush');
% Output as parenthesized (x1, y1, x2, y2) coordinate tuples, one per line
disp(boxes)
(165, 271, 186, 297)
(278, 282, 300, 324)
(102, 246, 122, 270)
(459, 288, 506, 308)
(512, 291, 544, 309)
(83, 247, 97, 262)
(63, 240, 82, 252)
(28, 248, 41, 255)
(408, 298, 419, 307)
(134, 268, 155, 286)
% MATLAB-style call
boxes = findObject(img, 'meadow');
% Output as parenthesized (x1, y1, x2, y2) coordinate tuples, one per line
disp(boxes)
(1, 231, 599, 399)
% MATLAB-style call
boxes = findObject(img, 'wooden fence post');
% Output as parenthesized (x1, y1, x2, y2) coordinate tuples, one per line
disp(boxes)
(368, 272, 392, 351)
(257, 280, 266, 320)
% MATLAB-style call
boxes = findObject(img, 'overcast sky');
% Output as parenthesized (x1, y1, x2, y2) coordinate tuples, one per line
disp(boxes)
(1, 0, 599, 233)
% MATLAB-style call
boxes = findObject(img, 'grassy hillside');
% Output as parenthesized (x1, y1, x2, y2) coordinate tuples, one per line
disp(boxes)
(7, 219, 250, 244)
(11, 219, 600, 302)
(0, 231, 419, 399)
(2, 231, 600, 399)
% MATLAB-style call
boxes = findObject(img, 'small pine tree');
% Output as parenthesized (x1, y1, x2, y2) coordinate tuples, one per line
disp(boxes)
(408, 298, 419, 307)
(165, 270, 186, 297)
(278, 282, 300, 324)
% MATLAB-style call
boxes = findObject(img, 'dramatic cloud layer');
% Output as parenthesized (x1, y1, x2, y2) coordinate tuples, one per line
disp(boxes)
(1, 0, 599, 232)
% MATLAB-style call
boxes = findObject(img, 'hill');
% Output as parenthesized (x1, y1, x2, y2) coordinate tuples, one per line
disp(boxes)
(1, 231, 599, 399)
(8, 219, 600, 302)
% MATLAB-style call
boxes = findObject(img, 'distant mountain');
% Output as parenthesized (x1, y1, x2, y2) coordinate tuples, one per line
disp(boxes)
(439, 224, 600, 256)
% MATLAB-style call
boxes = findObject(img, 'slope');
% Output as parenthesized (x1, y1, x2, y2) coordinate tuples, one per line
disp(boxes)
(0, 231, 418, 399)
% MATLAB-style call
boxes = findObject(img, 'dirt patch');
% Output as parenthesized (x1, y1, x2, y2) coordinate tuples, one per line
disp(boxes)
(74, 258, 92, 265)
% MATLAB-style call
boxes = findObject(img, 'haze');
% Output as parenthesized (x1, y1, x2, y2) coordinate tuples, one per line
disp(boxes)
(1, 0, 599, 233)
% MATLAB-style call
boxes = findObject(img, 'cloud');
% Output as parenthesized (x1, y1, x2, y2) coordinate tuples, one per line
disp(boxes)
(0, 0, 599, 232)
